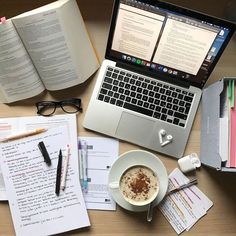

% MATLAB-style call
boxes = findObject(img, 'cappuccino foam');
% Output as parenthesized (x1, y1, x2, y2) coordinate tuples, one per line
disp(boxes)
(120, 166, 159, 204)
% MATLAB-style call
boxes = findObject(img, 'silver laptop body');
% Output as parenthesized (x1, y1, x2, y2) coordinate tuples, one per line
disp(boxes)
(84, 0, 235, 158)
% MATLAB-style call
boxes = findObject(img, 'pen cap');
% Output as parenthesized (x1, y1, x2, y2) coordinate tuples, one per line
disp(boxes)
(178, 153, 201, 173)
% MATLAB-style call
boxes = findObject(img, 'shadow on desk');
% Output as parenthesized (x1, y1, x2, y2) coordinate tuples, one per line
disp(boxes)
(204, 167, 236, 212)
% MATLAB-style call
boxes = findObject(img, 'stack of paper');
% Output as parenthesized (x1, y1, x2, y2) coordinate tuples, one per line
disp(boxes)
(0, 114, 90, 236)
(227, 80, 236, 167)
(159, 168, 213, 234)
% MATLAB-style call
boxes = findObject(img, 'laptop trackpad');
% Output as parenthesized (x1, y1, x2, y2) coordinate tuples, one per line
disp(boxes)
(116, 112, 155, 145)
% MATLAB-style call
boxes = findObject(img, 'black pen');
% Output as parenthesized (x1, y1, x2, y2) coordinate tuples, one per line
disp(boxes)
(55, 149, 62, 196)
(38, 141, 51, 166)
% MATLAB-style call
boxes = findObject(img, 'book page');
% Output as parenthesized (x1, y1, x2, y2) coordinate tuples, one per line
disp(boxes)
(0, 20, 45, 103)
(0, 125, 90, 236)
(12, 0, 99, 91)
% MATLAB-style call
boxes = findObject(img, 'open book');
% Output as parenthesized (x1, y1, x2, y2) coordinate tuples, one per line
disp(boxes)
(0, 0, 100, 103)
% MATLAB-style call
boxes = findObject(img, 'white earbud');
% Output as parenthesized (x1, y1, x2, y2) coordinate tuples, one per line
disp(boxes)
(158, 129, 166, 143)
(161, 134, 173, 147)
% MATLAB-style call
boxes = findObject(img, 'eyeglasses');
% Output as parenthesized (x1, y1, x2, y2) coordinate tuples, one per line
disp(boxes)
(36, 98, 82, 116)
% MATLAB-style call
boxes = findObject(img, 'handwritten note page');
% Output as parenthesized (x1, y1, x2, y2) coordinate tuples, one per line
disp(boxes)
(0, 126, 90, 236)
(0, 114, 78, 200)
(79, 137, 118, 210)
(158, 168, 213, 234)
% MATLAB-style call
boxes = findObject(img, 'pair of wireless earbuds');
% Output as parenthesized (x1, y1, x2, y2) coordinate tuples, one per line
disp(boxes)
(159, 129, 173, 147)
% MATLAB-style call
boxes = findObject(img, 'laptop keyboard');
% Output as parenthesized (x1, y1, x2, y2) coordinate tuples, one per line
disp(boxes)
(97, 66, 194, 127)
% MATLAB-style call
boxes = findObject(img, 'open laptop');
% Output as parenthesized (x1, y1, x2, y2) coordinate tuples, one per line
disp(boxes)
(83, 0, 235, 158)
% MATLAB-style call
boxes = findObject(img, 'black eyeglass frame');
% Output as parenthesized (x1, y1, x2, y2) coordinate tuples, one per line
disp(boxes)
(36, 98, 82, 116)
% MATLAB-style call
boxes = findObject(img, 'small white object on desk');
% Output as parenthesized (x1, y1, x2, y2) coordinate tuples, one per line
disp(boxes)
(178, 153, 201, 173)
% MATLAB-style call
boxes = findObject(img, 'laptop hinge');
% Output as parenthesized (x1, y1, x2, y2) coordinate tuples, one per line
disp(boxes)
(116, 61, 191, 89)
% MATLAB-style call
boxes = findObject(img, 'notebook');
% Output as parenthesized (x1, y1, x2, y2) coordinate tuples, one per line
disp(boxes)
(83, 0, 235, 158)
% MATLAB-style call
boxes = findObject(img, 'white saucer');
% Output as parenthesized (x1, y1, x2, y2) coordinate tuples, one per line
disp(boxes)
(108, 150, 168, 212)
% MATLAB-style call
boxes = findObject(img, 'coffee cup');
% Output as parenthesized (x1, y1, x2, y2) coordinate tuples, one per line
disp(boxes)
(109, 165, 159, 207)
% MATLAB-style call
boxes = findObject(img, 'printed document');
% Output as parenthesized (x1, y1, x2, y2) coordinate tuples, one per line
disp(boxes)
(0, 125, 90, 236)
(78, 136, 118, 210)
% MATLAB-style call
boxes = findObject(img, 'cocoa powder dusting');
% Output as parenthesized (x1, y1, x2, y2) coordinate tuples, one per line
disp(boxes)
(130, 170, 150, 195)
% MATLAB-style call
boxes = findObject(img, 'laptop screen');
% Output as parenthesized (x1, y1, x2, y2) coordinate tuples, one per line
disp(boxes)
(106, 0, 235, 88)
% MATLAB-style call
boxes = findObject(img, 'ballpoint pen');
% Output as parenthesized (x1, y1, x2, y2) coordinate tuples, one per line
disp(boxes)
(167, 178, 198, 195)
(81, 140, 88, 192)
(61, 145, 70, 191)
(55, 149, 62, 196)
(78, 141, 84, 189)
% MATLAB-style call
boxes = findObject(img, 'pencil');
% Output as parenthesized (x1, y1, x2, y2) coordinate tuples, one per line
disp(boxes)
(61, 145, 70, 191)
(1, 128, 47, 142)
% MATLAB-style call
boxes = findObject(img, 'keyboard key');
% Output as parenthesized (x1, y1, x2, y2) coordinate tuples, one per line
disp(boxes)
(112, 86, 118, 92)
(173, 118, 179, 125)
(102, 83, 112, 90)
(142, 82, 147, 88)
(168, 110, 174, 116)
(130, 92, 136, 97)
(161, 114, 167, 121)
(149, 104, 155, 110)
(120, 94, 125, 100)
(178, 107, 184, 113)
(124, 77, 130, 83)
(149, 91, 154, 97)
(106, 71, 112, 77)
(126, 97, 131, 102)
(124, 103, 153, 116)
(160, 88, 165, 94)
(98, 94, 104, 100)
(174, 112, 187, 120)
(137, 100, 143, 106)
(112, 73, 118, 79)
(142, 95, 148, 101)
(104, 96, 110, 102)
(184, 96, 193, 102)
(116, 100, 123, 106)
(104, 77, 113, 83)
(118, 88, 124, 93)
(131, 98, 137, 104)
(154, 99, 160, 105)
(108, 91, 113, 96)
(110, 98, 116, 104)
(166, 103, 172, 109)
(173, 105, 178, 111)
(136, 94, 142, 99)
(153, 112, 161, 119)
(124, 90, 130, 95)
(130, 79, 135, 84)
(148, 97, 154, 103)
(100, 88, 108, 95)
